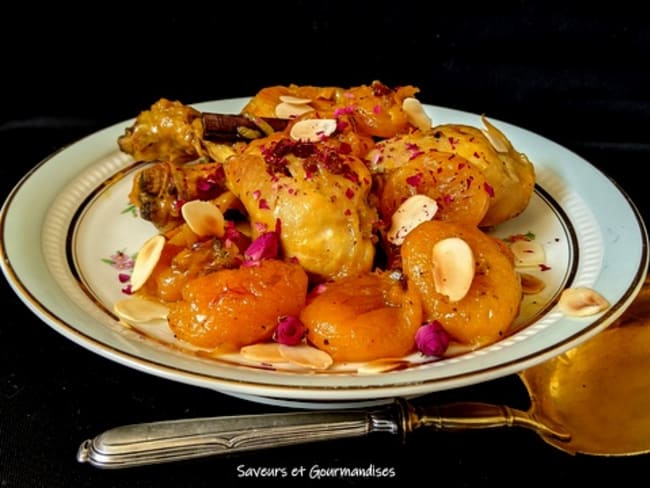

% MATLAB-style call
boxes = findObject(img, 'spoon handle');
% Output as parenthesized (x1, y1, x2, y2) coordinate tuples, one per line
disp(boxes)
(410, 402, 570, 441)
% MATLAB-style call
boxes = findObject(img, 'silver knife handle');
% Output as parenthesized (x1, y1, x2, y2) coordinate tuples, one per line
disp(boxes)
(77, 404, 402, 469)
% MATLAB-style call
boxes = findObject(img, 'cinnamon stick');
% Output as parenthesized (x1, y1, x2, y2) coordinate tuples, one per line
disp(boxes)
(202, 112, 288, 141)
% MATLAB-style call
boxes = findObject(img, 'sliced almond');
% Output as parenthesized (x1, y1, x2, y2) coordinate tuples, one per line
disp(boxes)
(558, 287, 610, 317)
(519, 272, 546, 295)
(511, 240, 546, 267)
(114, 296, 170, 323)
(278, 344, 333, 370)
(357, 358, 408, 374)
(127, 318, 179, 345)
(181, 200, 225, 237)
(130, 234, 166, 292)
(240, 342, 285, 363)
(279, 95, 312, 105)
(289, 118, 337, 142)
(275, 102, 314, 119)
(444, 341, 474, 356)
(402, 97, 432, 131)
(431, 237, 475, 302)
(387, 194, 438, 245)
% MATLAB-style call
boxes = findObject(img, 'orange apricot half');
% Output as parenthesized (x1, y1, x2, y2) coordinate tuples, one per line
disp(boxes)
(401, 220, 522, 347)
(168, 259, 308, 350)
(300, 270, 422, 362)
(378, 151, 490, 228)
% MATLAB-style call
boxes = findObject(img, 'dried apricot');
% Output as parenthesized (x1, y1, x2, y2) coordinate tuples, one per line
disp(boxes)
(342, 82, 420, 138)
(167, 259, 309, 350)
(300, 271, 422, 362)
(401, 220, 522, 347)
(142, 233, 244, 303)
(378, 151, 490, 227)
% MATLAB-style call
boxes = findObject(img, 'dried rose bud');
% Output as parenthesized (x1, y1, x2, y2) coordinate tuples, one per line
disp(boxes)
(244, 232, 279, 261)
(415, 321, 450, 357)
(274, 315, 306, 346)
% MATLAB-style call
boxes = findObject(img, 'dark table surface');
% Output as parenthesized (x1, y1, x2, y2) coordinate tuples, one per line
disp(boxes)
(2, 2, 649, 487)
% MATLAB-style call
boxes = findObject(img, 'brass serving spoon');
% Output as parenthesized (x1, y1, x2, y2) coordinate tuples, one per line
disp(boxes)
(77, 284, 650, 468)
(519, 281, 650, 456)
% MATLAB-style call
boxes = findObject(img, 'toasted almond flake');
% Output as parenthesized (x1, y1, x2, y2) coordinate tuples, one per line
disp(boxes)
(402, 97, 432, 131)
(274, 102, 314, 119)
(127, 319, 179, 345)
(279, 95, 312, 105)
(519, 272, 546, 294)
(511, 240, 546, 267)
(558, 287, 610, 317)
(278, 344, 333, 369)
(357, 358, 408, 374)
(240, 343, 285, 363)
(444, 341, 474, 356)
(387, 194, 438, 245)
(130, 235, 166, 291)
(289, 118, 337, 142)
(181, 200, 225, 237)
(431, 237, 475, 302)
(114, 297, 170, 323)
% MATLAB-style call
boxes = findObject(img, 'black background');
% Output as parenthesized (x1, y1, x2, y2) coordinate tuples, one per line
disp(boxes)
(1, 1, 649, 486)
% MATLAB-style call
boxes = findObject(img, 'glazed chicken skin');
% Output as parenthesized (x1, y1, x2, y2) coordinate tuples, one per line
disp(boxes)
(224, 131, 378, 282)
(366, 116, 536, 227)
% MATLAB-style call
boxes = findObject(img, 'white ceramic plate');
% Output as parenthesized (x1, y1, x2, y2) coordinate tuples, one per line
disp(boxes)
(1, 99, 647, 409)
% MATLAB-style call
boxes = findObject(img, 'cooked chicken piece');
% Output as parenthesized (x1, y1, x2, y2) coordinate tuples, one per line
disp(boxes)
(118, 98, 206, 163)
(128, 160, 228, 232)
(366, 117, 535, 227)
(223, 132, 378, 282)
